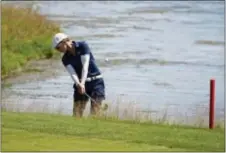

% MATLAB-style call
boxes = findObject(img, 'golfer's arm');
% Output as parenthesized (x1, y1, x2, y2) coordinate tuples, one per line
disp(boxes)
(80, 54, 90, 85)
(65, 64, 80, 86)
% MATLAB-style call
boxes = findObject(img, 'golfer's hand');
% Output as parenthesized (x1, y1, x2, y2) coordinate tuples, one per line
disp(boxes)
(77, 83, 85, 94)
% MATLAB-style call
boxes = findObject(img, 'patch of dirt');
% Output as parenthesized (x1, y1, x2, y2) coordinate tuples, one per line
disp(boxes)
(2, 59, 65, 86)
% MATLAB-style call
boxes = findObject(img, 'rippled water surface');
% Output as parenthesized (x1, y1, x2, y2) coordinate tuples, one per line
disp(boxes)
(2, 1, 224, 122)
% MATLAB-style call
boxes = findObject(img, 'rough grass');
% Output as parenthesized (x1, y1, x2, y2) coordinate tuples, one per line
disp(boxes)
(1, 111, 224, 152)
(1, 5, 60, 79)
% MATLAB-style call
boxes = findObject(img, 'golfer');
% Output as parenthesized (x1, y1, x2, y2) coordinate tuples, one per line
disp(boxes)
(52, 33, 105, 117)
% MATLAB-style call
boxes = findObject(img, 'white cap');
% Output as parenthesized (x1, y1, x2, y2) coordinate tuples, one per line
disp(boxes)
(52, 33, 68, 48)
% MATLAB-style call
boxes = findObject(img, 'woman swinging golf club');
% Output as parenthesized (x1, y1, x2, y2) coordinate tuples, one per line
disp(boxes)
(52, 33, 106, 117)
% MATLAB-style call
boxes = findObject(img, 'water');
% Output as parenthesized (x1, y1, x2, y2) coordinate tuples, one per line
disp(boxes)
(2, 1, 224, 123)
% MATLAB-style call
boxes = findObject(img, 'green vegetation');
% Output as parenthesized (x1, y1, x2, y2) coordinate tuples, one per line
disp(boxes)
(2, 111, 224, 152)
(2, 5, 60, 79)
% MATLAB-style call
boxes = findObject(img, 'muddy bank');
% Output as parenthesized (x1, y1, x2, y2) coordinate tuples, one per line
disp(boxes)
(2, 58, 63, 87)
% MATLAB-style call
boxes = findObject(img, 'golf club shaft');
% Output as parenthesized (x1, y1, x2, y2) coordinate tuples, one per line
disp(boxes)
(84, 92, 108, 111)
(84, 92, 97, 103)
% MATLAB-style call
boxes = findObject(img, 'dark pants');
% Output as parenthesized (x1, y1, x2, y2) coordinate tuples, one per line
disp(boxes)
(72, 78, 105, 117)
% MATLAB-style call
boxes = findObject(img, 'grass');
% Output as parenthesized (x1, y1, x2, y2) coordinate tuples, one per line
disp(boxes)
(1, 4, 60, 79)
(1, 111, 225, 152)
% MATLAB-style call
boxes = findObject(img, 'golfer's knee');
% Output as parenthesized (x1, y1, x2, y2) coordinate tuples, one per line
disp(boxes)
(81, 100, 88, 110)
(73, 100, 88, 117)
(73, 101, 82, 117)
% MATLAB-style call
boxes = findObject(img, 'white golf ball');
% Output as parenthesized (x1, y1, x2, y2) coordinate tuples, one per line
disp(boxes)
(105, 58, 109, 62)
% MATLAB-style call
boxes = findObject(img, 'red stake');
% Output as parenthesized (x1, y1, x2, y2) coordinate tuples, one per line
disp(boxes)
(209, 79, 215, 129)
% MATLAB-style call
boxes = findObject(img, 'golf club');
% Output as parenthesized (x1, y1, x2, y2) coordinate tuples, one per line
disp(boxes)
(84, 92, 108, 111)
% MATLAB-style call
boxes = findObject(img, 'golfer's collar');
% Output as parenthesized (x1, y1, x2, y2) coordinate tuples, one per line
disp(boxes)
(72, 41, 79, 48)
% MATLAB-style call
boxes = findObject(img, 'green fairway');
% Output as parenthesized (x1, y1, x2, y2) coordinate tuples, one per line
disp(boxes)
(1, 111, 224, 152)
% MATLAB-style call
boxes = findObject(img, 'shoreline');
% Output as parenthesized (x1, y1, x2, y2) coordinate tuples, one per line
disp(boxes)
(2, 57, 63, 87)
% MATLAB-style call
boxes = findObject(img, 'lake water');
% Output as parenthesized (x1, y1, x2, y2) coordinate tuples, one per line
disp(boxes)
(2, 1, 225, 124)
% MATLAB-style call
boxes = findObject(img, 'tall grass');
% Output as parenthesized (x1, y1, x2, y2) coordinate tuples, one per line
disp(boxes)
(1, 5, 60, 79)
(1, 99, 224, 129)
